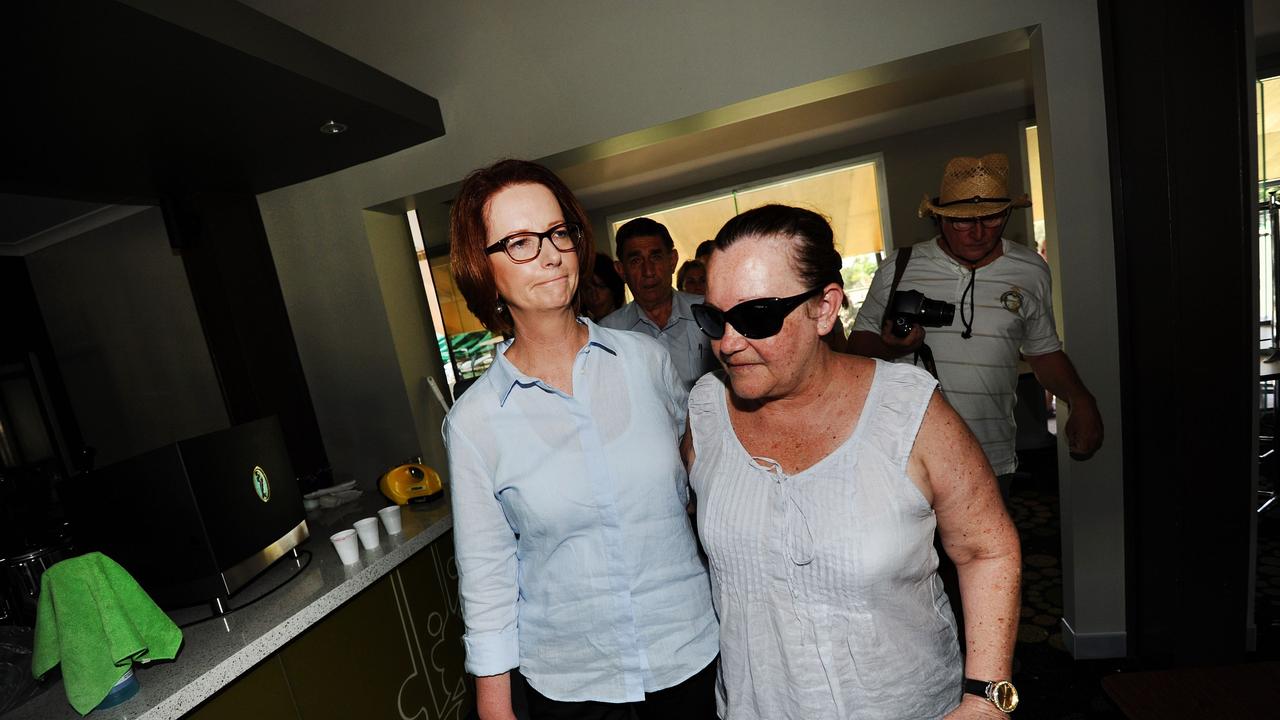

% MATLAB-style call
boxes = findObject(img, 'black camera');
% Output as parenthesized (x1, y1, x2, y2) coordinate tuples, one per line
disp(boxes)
(888, 289, 955, 338)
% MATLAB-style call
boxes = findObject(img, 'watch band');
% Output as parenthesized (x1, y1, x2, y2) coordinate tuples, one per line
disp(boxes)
(963, 678, 1019, 713)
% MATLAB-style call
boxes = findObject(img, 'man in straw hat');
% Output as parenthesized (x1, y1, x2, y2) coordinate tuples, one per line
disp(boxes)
(850, 153, 1103, 495)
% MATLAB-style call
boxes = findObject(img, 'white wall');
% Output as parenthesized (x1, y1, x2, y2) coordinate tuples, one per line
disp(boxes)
(364, 209, 451, 475)
(247, 0, 1125, 657)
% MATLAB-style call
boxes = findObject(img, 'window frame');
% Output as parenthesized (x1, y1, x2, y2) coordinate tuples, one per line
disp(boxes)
(604, 152, 895, 255)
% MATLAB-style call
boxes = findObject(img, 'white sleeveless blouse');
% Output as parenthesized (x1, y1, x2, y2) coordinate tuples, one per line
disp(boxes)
(689, 360, 963, 719)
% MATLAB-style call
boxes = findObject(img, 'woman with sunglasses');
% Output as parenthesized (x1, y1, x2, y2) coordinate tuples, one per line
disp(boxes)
(444, 160, 718, 720)
(686, 204, 1020, 719)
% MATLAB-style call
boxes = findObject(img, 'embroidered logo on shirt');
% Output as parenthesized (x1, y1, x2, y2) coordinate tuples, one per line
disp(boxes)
(1000, 288, 1024, 313)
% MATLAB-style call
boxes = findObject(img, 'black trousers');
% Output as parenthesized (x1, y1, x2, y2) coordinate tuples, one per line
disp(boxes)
(521, 659, 718, 720)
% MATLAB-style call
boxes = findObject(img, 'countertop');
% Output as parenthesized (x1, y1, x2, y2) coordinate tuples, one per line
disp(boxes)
(5, 494, 453, 720)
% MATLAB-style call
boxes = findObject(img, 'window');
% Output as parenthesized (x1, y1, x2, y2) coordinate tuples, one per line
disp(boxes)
(609, 157, 891, 334)
(1259, 76, 1280, 347)
(1024, 124, 1047, 256)
(409, 210, 500, 396)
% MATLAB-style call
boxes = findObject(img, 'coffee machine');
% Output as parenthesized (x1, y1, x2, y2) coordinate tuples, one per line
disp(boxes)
(59, 416, 308, 611)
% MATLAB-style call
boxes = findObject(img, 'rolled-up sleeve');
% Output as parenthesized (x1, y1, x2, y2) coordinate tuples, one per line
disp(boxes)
(444, 417, 519, 676)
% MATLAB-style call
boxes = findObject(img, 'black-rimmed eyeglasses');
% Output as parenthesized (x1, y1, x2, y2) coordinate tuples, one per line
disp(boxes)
(692, 288, 823, 340)
(485, 223, 582, 263)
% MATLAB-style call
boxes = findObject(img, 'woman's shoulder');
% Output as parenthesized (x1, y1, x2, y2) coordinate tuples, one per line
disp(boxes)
(859, 357, 938, 407)
(855, 355, 930, 382)
(687, 372, 728, 442)
(443, 370, 499, 433)
(689, 370, 727, 407)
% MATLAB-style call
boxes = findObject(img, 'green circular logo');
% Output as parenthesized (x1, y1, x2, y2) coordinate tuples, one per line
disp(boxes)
(252, 466, 271, 502)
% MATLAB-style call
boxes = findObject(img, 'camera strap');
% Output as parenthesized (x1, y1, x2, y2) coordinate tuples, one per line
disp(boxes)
(887, 245, 940, 381)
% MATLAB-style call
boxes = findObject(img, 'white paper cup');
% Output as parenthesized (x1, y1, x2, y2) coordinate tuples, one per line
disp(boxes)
(377, 505, 403, 535)
(330, 529, 360, 564)
(354, 517, 381, 550)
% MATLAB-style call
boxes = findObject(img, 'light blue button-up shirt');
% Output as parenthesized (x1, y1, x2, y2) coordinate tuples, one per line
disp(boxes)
(599, 290, 719, 392)
(443, 318, 718, 703)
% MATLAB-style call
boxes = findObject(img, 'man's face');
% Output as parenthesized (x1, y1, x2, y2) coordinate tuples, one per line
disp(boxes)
(615, 235, 678, 308)
(938, 211, 1008, 266)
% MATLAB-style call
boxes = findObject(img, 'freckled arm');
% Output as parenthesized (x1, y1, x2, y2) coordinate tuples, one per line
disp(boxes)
(911, 392, 1021, 688)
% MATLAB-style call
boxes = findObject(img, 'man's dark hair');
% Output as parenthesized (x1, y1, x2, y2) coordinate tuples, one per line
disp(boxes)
(694, 240, 715, 260)
(615, 217, 674, 257)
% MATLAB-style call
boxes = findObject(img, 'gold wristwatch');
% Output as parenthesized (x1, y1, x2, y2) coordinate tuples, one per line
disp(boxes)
(963, 678, 1019, 713)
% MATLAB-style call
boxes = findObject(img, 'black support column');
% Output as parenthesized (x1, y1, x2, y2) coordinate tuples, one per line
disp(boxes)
(1100, 0, 1256, 665)
(164, 193, 329, 488)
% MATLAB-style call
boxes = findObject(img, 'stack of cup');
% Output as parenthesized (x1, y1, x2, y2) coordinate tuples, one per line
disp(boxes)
(330, 507, 404, 564)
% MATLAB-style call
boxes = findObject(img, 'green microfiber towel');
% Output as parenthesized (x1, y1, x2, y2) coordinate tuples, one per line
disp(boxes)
(31, 552, 183, 715)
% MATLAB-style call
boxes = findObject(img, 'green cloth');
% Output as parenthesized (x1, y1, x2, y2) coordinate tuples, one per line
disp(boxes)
(32, 552, 183, 715)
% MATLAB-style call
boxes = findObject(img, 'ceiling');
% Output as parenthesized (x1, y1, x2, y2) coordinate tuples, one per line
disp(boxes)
(2, 0, 445, 255)
(557, 47, 1033, 211)
(390, 28, 1035, 230)
(9, 2, 1280, 255)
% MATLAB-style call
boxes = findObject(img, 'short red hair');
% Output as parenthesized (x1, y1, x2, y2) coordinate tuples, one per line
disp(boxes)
(449, 160, 595, 334)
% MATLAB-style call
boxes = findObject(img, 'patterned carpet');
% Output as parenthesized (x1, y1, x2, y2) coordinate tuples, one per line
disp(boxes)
(1007, 446, 1280, 718)
(1005, 447, 1130, 719)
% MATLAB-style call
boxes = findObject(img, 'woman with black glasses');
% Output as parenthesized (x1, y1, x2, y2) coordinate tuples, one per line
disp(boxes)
(444, 160, 718, 720)
(685, 204, 1021, 719)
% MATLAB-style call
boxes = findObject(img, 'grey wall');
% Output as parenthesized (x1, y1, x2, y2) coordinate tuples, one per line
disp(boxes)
(246, 0, 1124, 657)
(364, 209, 451, 476)
(25, 208, 228, 466)
(590, 106, 1036, 254)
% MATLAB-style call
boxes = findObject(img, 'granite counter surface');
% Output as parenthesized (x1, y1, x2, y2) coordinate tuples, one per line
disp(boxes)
(5, 494, 453, 720)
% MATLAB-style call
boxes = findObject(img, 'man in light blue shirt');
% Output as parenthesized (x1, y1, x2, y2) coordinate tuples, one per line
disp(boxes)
(600, 218, 718, 391)
(444, 319, 718, 703)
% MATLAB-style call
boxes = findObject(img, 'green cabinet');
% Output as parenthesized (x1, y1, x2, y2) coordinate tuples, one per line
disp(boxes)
(186, 657, 298, 720)
(190, 531, 470, 720)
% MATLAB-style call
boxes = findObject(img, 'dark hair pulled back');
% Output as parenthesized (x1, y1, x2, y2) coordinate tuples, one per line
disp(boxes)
(712, 204, 844, 292)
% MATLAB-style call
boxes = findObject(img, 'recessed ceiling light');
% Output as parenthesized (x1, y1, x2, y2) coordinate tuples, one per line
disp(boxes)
(319, 120, 348, 135)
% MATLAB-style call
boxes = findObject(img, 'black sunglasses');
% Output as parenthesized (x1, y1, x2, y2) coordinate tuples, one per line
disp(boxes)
(692, 288, 823, 340)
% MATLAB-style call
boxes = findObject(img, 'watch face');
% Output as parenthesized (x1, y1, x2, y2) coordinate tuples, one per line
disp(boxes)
(989, 680, 1019, 712)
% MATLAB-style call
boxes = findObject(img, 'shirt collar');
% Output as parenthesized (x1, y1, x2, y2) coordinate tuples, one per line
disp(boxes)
(670, 290, 700, 321)
(486, 317, 617, 407)
(925, 235, 1008, 271)
(626, 291, 697, 328)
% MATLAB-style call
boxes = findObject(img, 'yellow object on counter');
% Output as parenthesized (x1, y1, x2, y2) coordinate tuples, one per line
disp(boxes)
(378, 461, 443, 505)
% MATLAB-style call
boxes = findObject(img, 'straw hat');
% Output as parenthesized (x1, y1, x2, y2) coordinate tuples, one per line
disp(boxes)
(918, 153, 1032, 219)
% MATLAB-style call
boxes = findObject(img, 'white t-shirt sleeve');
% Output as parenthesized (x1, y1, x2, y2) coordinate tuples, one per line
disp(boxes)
(1019, 257, 1063, 356)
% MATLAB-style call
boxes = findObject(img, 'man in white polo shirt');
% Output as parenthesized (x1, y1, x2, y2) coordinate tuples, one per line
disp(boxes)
(849, 153, 1103, 493)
